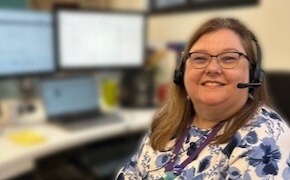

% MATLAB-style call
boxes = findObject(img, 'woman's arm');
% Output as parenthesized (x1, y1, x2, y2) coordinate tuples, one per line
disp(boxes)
(116, 133, 150, 179)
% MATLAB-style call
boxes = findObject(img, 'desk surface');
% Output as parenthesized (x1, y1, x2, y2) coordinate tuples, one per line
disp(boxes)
(0, 109, 156, 179)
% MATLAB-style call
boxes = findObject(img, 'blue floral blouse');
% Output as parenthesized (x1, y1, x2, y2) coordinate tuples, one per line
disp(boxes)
(116, 106, 290, 179)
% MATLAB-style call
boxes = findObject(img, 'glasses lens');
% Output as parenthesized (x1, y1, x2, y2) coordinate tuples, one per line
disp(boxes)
(189, 52, 210, 68)
(218, 52, 240, 69)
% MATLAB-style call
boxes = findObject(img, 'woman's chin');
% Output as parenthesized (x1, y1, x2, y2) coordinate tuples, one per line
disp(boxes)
(199, 96, 227, 106)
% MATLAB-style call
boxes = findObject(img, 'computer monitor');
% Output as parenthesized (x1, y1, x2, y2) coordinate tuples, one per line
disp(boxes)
(55, 9, 146, 69)
(0, 9, 55, 77)
(39, 76, 100, 121)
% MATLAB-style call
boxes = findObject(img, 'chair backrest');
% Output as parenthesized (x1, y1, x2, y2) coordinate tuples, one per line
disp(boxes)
(266, 72, 290, 125)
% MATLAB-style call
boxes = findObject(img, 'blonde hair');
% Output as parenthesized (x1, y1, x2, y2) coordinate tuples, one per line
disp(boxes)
(150, 17, 270, 151)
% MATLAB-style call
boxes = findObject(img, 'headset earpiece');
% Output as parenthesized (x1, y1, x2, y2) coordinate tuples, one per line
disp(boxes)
(173, 69, 183, 86)
(173, 53, 186, 86)
(250, 36, 263, 84)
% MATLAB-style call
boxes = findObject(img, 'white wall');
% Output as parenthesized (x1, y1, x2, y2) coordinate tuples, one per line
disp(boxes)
(148, 0, 290, 71)
(110, 0, 147, 11)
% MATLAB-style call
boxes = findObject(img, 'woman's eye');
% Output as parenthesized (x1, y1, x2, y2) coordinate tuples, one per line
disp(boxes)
(193, 56, 208, 61)
(221, 56, 236, 61)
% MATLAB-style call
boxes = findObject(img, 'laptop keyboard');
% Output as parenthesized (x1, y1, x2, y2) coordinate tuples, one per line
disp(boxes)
(57, 113, 123, 131)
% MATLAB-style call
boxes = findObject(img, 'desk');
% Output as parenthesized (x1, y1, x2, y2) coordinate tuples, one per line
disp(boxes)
(0, 109, 156, 179)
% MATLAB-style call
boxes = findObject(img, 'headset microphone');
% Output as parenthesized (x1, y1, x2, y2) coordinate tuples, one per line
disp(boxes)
(237, 83, 262, 89)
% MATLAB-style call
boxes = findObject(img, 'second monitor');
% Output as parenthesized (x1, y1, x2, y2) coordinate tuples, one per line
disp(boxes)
(55, 9, 146, 69)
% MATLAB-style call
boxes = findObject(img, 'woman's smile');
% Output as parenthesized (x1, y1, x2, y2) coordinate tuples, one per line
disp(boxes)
(201, 81, 226, 87)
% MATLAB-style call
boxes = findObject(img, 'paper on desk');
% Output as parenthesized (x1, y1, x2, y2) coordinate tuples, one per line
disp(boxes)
(8, 130, 46, 146)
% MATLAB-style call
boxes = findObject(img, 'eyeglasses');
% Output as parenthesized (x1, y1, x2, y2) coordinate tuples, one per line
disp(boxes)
(187, 51, 249, 69)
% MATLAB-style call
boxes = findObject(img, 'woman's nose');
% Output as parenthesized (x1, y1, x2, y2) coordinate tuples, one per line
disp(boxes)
(205, 58, 222, 74)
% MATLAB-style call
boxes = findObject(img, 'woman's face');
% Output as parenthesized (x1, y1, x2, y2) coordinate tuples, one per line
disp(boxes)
(184, 29, 249, 108)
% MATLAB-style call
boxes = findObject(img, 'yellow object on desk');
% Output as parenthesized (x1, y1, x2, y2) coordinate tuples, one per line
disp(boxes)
(9, 130, 46, 146)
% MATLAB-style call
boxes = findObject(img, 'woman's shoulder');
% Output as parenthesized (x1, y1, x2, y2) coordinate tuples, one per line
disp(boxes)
(244, 105, 288, 128)
(239, 105, 290, 143)
(225, 105, 290, 179)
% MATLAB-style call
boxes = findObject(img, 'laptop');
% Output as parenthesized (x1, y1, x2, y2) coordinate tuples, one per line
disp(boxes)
(39, 76, 122, 130)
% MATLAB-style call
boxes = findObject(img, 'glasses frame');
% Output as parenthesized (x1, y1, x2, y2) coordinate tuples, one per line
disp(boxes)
(187, 51, 249, 69)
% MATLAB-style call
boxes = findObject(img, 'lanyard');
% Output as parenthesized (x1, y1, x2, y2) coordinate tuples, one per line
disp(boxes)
(164, 122, 224, 176)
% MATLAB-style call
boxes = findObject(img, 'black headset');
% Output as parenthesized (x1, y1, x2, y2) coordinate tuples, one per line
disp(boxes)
(173, 33, 264, 91)
(246, 34, 264, 88)
(173, 53, 186, 86)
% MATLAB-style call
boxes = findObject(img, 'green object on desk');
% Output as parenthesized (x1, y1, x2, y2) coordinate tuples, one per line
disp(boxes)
(101, 79, 118, 107)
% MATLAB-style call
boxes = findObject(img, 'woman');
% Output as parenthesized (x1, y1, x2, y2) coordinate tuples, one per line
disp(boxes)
(117, 17, 290, 179)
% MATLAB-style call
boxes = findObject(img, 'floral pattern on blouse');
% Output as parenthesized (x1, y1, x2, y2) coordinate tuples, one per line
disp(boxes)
(116, 106, 290, 180)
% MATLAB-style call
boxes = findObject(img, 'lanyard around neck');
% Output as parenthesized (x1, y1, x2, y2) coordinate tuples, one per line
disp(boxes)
(164, 122, 224, 176)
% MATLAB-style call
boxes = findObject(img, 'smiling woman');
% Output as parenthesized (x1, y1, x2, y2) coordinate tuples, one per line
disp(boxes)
(116, 17, 290, 179)
(185, 29, 250, 127)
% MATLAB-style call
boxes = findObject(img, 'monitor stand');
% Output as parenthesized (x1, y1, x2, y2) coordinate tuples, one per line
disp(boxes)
(18, 78, 38, 114)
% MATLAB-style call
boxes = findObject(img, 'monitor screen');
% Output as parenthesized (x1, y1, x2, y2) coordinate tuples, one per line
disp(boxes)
(0, 9, 55, 77)
(39, 76, 99, 118)
(56, 9, 145, 69)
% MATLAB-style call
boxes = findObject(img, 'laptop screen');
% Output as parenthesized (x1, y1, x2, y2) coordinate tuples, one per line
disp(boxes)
(40, 76, 99, 119)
